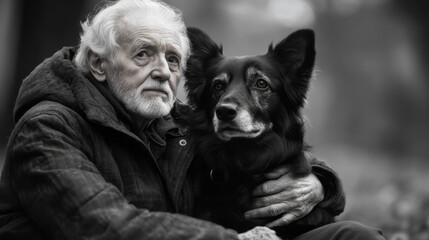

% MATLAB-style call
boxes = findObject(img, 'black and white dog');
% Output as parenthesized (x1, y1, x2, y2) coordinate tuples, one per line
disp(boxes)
(174, 27, 334, 238)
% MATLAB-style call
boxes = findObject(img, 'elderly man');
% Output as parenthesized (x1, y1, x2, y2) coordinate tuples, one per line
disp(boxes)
(0, 0, 383, 239)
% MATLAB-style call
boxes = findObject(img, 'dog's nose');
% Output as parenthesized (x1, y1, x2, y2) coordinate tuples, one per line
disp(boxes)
(216, 105, 237, 121)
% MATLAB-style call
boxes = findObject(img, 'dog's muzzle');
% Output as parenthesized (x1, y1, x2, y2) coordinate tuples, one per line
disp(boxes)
(213, 103, 270, 141)
(215, 104, 237, 121)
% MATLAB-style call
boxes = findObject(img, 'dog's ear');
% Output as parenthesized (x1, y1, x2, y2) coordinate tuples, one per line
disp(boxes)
(269, 29, 315, 107)
(187, 27, 223, 60)
(269, 29, 315, 76)
(185, 27, 223, 107)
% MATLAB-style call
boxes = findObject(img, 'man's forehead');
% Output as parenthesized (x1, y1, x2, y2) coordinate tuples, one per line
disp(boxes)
(130, 30, 181, 52)
(119, 13, 183, 53)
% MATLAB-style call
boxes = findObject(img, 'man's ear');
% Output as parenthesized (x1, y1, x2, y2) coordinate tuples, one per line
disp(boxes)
(185, 27, 223, 108)
(87, 50, 107, 82)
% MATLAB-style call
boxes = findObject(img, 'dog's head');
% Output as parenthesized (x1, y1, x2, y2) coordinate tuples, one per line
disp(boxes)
(183, 28, 315, 142)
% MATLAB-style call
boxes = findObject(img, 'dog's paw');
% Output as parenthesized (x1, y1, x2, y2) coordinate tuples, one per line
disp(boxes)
(238, 226, 283, 240)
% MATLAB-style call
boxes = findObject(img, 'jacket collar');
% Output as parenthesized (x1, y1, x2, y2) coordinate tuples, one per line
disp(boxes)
(59, 57, 144, 144)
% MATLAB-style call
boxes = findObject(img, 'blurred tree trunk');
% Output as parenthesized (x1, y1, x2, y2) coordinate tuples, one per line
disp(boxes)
(393, 0, 429, 157)
(393, 0, 429, 76)
(1, 0, 97, 146)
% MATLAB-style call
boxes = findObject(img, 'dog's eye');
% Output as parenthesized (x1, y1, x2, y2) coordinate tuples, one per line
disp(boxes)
(255, 79, 269, 89)
(213, 80, 225, 92)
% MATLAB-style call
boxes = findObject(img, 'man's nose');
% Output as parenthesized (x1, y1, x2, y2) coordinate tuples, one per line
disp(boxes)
(151, 55, 171, 81)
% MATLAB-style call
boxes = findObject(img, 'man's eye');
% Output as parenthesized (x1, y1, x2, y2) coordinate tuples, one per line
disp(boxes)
(167, 56, 180, 66)
(213, 80, 225, 92)
(255, 79, 269, 89)
(136, 51, 149, 58)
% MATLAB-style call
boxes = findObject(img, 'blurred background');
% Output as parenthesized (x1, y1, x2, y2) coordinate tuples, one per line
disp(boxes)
(0, 0, 428, 239)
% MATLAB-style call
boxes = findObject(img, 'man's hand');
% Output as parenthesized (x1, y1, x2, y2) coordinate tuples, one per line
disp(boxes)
(244, 165, 324, 228)
(238, 226, 282, 240)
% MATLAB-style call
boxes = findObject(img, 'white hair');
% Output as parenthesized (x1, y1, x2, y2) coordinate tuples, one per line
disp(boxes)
(74, 0, 190, 73)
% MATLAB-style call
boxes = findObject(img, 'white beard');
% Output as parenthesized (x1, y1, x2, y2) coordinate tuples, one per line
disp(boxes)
(107, 75, 175, 118)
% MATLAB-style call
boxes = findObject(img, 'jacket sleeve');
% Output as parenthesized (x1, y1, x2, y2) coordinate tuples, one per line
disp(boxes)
(307, 153, 346, 216)
(6, 111, 238, 240)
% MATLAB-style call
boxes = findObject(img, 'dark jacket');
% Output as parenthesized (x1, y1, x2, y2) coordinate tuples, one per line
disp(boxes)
(0, 47, 344, 239)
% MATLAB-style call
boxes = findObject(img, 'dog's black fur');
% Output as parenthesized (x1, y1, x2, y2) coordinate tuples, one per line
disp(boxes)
(174, 28, 334, 238)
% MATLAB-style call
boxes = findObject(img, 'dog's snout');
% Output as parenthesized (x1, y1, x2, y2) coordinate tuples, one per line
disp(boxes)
(216, 104, 237, 121)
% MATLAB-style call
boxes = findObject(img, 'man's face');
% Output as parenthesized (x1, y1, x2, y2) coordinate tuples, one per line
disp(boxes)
(106, 16, 184, 118)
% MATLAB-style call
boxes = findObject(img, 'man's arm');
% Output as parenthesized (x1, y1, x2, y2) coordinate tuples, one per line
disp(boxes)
(244, 152, 345, 227)
(308, 154, 345, 216)
(5, 111, 238, 240)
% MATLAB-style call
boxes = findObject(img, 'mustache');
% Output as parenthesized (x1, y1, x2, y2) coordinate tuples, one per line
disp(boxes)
(140, 82, 174, 97)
